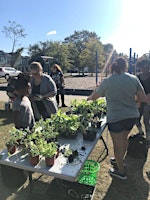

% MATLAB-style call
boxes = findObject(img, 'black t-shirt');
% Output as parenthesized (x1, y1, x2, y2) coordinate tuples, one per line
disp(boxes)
(138, 73, 150, 94)
(32, 84, 46, 112)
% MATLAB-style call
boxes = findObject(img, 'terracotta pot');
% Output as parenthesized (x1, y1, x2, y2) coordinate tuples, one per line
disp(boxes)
(6, 145, 16, 154)
(45, 156, 55, 167)
(29, 155, 40, 165)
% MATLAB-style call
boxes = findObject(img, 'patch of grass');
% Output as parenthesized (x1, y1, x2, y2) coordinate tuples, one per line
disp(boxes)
(0, 101, 14, 150)
(0, 78, 7, 84)
(0, 101, 149, 200)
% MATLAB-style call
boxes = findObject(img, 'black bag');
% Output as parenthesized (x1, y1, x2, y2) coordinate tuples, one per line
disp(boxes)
(127, 134, 147, 159)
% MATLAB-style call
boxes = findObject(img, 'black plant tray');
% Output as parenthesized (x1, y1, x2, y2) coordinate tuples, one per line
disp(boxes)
(83, 128, 97, 141)
(60, 132, 78, 139)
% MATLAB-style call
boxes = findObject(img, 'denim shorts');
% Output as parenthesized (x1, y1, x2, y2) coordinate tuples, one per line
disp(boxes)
(107, 118, 137, 133)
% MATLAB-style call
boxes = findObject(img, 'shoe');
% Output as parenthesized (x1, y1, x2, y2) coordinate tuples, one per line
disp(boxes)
(109, 167, 127, 180)
(110, 157, 126, 170)
(110, 157, 117, 165)
(62, 104, 68, 107)
(110, 157, 126, 166)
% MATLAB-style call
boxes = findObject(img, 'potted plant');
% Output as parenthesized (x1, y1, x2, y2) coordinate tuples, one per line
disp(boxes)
(91, 117, 102, 129)
(42, 129, 59, 143)
(41, 142, 57, 167)
(8, 127, 27, 146)
(63, 148, 78, 163)
(6, 139, 17, 154)
(26, 141, 41, 165)
(83, 126, 97, 141)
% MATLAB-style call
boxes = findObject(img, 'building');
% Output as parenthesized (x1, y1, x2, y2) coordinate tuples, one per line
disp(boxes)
(0, 50, 29, 72)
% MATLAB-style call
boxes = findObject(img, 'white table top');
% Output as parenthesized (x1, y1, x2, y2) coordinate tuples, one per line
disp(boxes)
(0, 117, 107, 182)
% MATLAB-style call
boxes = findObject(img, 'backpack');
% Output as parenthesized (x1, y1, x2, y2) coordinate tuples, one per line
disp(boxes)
(127, 134, 148, 159)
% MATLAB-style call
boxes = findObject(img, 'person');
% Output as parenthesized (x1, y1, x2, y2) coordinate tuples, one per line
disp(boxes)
(135, 58, 150, 145)
(50, 64, 67, 107)
(29, 62, 58, 120)
(87, 56, 148, 180)
(6, 77, 18, 99)
(12, 73, 35, 130)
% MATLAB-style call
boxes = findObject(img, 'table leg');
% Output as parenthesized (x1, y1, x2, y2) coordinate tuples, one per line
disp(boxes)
(28, 171, 33, 194)
(97, 136, 108, 162)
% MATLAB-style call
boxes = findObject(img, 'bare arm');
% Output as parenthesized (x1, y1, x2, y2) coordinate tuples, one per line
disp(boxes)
(136, 90, 147, 103)
(87, 91, 101, 101)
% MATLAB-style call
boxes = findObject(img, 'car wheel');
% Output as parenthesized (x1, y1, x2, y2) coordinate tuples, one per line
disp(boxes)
(5, 74, 10, 80)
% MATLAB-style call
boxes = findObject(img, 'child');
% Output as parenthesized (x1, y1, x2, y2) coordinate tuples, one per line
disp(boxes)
(12, 73, 35, 130)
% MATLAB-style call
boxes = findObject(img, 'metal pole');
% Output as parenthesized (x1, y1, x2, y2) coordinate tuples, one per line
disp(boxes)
(96, 51, 98, 86)
(129, 48, 132, 73)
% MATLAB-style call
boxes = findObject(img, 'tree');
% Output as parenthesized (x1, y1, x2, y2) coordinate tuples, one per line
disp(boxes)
(79, 38, 104, 73)
(2, 21, 26, 53)
(64, 30, 101, 70)
(28, 41, 71, 72)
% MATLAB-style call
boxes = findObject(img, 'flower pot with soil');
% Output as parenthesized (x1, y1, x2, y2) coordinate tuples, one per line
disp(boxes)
(41, 142, 57, 167)
(6, 139, 17, 154)
(26, 141, 41, 165)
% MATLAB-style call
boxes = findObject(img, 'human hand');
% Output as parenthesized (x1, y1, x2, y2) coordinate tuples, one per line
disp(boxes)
(34, 94, 43, 101)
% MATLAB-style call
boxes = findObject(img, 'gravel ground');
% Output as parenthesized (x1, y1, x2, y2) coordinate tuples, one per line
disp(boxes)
(65, 76, 98, 90)
(0, 76, 99, 105)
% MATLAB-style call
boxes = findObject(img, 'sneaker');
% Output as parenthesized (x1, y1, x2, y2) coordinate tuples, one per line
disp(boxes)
(110, 157, 117, 165)
(110, 157, 126, 167)
(109, 168, 127, 180)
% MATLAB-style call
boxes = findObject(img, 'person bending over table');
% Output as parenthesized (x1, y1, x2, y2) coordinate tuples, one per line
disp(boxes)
(87, 56, 148, 180)
(29, 62, 58, 121)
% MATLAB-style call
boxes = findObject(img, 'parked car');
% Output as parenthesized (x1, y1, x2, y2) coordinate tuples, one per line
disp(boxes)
(0, 67, 22, 80)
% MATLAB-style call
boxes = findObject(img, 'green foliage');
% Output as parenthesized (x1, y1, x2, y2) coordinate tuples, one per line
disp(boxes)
(28, 29, 114, 73)
(26, 141, 41, 157)
(6, 127, 27, 146)
(50, 110, 80, 136)
(28, 41, 71, 72)
(64, 30, 104, 72)
(70, 99, 106, 130)
(41, 142, 57, 158)
(79, 38, 104, 72)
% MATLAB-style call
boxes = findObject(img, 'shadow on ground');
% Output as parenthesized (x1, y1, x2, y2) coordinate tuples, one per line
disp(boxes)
(0, 168, 95, 200)
(103, 153, 149, 200)
(0, 109, 13, 126)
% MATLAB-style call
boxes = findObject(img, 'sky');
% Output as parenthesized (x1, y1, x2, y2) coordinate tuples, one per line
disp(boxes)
(1, 0, 150, 57)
